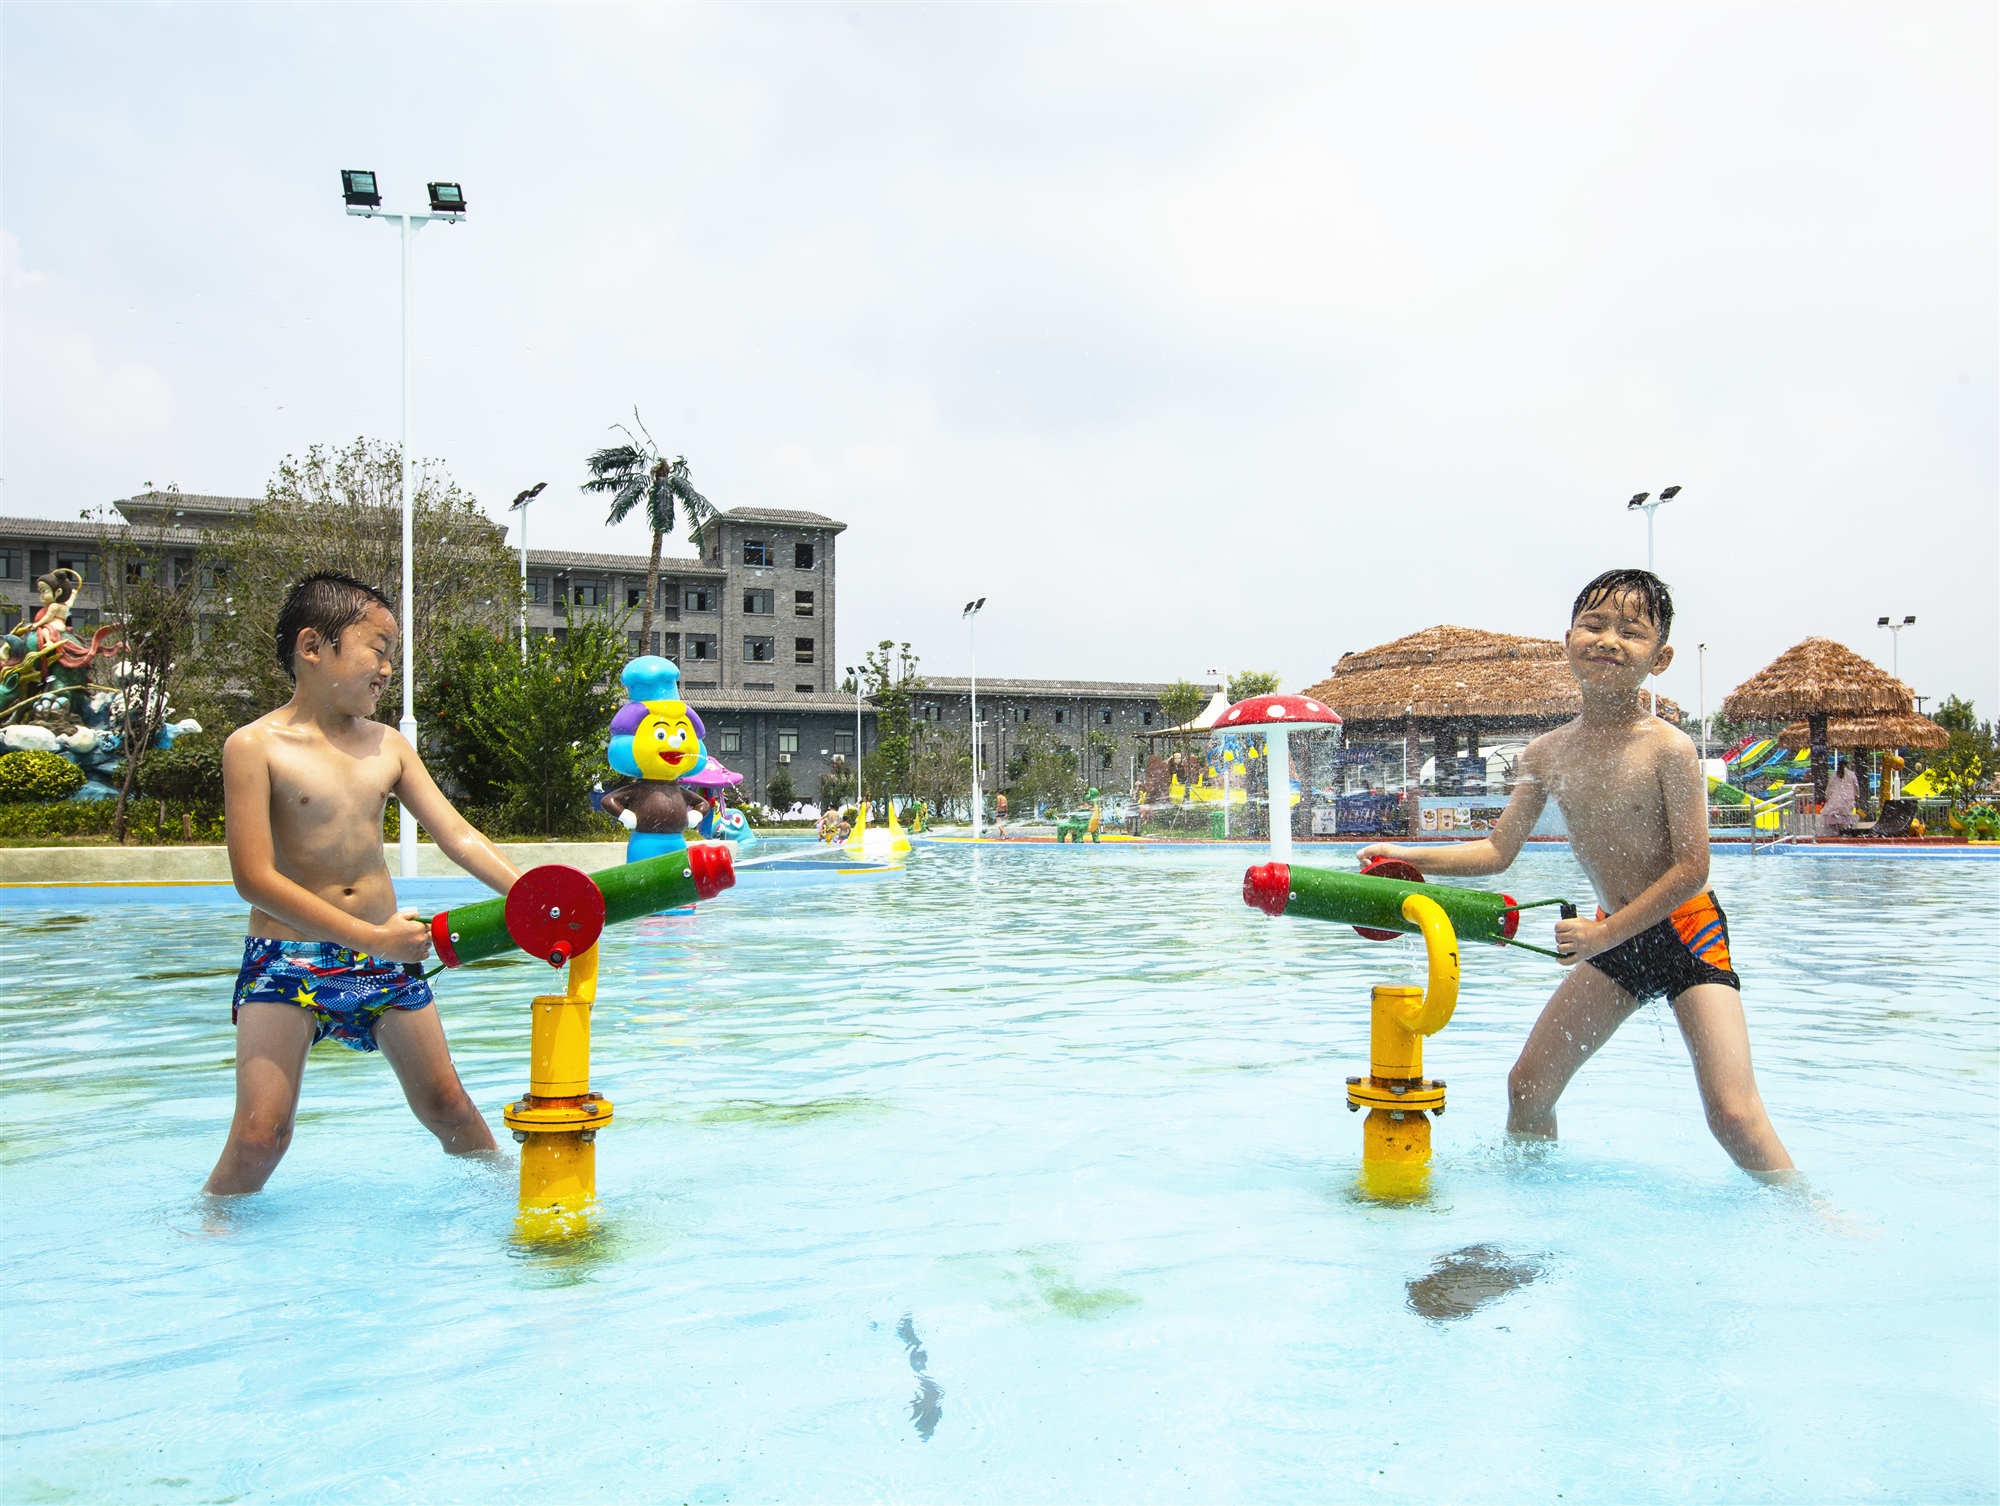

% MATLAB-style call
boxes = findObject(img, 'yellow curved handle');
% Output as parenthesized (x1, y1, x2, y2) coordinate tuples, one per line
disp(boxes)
(1395, 894, 1460, 1036)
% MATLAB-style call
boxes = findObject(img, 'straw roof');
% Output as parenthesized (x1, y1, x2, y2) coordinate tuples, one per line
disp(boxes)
(1722, 637, 1912, 720)
(1300, 624, 1682, 726)
(1777, 711, 1948, 751)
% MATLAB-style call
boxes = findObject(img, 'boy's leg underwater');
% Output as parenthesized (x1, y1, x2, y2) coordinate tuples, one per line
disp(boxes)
(375, 1005, 498, 1156)
(1671, 983, 1796, 1173)
(1506, 964, 1643, 1141)
(204, 1002, 316, 1195)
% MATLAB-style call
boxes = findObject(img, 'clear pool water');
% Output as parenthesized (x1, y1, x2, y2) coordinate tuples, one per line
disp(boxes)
(3, 847, 1995, 1503)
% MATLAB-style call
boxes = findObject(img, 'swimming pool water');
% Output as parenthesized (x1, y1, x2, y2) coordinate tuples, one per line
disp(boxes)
(3, 847, 1996, 1502)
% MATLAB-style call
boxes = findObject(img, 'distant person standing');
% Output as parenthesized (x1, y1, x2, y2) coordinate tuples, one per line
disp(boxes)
(993, 792, 1008, 841)
(1819, 756, 1861, 837)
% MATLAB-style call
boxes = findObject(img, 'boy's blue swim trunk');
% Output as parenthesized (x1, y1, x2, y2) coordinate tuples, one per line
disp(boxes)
(232, 938, 434, 1053)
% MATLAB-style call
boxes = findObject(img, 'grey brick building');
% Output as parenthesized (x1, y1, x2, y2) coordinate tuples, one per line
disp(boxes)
(1, 494, 1171, 810)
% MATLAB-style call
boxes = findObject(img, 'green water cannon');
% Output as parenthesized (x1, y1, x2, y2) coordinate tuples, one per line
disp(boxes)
(1242, 857, 1575, 957)
(429, 843, 736, 969)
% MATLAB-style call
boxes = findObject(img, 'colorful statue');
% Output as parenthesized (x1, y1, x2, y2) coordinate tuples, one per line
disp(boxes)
(595, 657, 709, 862)
(695, 790, 759, 849)
(1, 569, 122, 725)
(1056, 788, 1103, 843)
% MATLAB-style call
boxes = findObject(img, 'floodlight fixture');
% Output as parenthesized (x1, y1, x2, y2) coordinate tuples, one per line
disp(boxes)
(1878, 616, 1890, 626)
(427, 182, 467, 217)
(1659, 485, 1681, 500)
(341, 169, 382, 212)
(1627, 492, 1650, 510)
(963, 597, 985, 617)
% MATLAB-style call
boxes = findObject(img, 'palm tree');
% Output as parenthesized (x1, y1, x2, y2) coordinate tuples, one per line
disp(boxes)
(581, 409, 716, 655)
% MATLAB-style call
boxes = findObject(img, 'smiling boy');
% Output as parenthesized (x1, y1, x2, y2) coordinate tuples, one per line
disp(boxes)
(203, 574, 521, 1195)
(1361, 568, 1794, 1175)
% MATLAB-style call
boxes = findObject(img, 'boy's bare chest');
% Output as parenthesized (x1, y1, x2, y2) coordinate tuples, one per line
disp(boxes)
(265, 738, 398, 829)
(1545, 751, 1662, 830)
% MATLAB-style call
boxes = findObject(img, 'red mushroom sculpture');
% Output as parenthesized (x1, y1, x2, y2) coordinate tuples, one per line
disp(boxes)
(1214, 693, 1342, 859)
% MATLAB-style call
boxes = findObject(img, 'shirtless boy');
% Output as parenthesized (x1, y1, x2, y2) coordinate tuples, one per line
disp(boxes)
(204, 574, 521, 1195)
(1361, 568, 1793, 1175)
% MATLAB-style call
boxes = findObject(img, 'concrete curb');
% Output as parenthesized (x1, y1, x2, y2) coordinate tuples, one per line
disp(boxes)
(0, 842, 630, 887)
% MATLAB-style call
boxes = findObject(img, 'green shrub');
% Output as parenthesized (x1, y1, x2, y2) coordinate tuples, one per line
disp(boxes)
(0, 750, 86, 802)
(138, 733, 226, 809)
(0, 797, 223, 843)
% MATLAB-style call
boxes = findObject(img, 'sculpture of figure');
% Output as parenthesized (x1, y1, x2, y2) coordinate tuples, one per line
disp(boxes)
(1, 570, 122, 723)
(595, 657, 709, 862)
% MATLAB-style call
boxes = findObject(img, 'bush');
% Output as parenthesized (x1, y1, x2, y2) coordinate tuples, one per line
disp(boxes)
(0, 750, 86, 802)
(0, 797, 224, 843)
(138, 732, 226, 810)
(764, 764, 798, 814)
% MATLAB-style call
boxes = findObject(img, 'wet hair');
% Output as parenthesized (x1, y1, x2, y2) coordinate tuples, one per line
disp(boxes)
(36, 569, 80, 605)
(1571, 568, 1673, 643)
(275, 572, 394, 678)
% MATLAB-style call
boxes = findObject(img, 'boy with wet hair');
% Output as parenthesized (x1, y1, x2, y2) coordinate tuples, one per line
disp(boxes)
(204, 572, 521, 1195)
(1361, 568, 1794, 1175)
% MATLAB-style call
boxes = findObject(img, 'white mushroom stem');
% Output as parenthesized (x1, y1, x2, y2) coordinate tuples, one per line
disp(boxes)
(1266, 724, 1291, 862)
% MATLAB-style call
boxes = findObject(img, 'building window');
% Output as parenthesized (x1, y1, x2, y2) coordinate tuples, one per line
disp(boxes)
(687, 635, 716, 661)
(663, 633, 681, 658)
(1053, 708, 1070, 726)
(794, 637, 814, 664)
(573, 581, 605, 607)
(920, 703, 939, 721)
(718, 728, 742, 754)
(71, 608, 100, 629)
(1013, 706, 1029, 723)
(657, 583, 680, 618)
(626, 631, 662, 653)
(1100, 708, 1113, 725)
(794, 590, 814, 617)
(744, 540, 771, 567)
(124, 559, 153, 585)
(794, 542, 814, 569)
(527, 578, 548, 605)
(0, 550, 18, 579)
(778, 728, 799, 754)
(1143, 711, 1156, 726)
(834, 731, 855, 756)
(55, 552, 99, 583)
(744, 681, 775, 691)
(744, 589, 774, 615)
(627, 585, 645, 608)
(745, 636, 775, 662)
(795, 683, 814, 694)
(1099, 748, 1114, 770)
(685, 587, 715, 613)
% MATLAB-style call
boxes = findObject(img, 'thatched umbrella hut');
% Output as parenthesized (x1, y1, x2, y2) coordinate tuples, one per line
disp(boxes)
(1300, 625, 1681, 794)
(1722, 637, 1914, 801)
(1775, 711, 1946, 753)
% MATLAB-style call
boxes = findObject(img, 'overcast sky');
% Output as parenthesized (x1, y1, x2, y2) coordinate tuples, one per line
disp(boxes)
(4, 3, 1994, 721)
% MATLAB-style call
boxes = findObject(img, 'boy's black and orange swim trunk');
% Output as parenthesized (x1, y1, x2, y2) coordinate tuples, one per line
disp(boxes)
(1585, 891, 1740, 1003)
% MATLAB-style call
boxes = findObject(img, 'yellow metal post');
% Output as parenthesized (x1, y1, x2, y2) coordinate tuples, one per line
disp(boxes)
(1346, 896, 1459, 1202)
(505, 944, 612, 1238)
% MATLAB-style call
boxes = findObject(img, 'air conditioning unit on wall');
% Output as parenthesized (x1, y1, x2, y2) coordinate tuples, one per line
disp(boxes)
(779, 753, 791, 763)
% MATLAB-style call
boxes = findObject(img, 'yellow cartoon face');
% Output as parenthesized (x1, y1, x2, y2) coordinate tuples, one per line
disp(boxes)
(633, 703, 704, 781)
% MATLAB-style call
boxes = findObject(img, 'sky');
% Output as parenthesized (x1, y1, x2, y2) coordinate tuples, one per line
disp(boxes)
(4, 2, 1995, 722)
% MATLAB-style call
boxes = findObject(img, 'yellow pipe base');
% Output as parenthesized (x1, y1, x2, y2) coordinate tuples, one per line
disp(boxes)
(1358, 1106, 1433, 1203)
(514, 1129, 596, 1241)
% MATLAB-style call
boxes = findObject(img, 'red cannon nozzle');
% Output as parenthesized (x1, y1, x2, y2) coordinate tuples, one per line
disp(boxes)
(688, 840, 736, 901)
(1244, 861, 1292, 917)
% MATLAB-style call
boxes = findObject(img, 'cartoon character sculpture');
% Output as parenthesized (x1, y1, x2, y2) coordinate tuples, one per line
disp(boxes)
(1, 569, 122, 725)
(695, 791, 759, 849)
(595, 657, 709, 862)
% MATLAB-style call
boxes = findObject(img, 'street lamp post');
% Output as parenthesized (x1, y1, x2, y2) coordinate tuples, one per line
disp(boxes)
(1625, 485, 1681, 716)
(956, 596, 980, 836)
(1876, 615, 1916, 680)
(508, 483, 546, 659)
(342, 171, 467, 879)
(1207, 667, 1231, 839)
(845, 664, 864, 817)
(1697, 642, 1708, 766)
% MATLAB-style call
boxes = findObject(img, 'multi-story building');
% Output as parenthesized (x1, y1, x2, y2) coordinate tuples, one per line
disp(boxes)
(0, 494, 1171, 810)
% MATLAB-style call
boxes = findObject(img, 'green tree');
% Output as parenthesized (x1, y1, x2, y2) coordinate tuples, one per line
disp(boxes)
(1935, 695, 1978, 733)
(1226, 670, 1281, 702)
(1159, 678, 1208, 729)
(818, 768, 854, 813)
(190, 439, 520, 728)
(764, 763, 798, 815)
(581, 411, 716, 655)
(443, 614, 629, 835)
(416, 625, 517, 808)
(907, 721, 971, 821)
(138, 732, 225, 811)
(858, 639, 924, 805)
(1005, 722, 1084, 814)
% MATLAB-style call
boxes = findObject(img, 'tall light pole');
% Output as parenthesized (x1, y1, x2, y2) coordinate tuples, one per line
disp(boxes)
(1207, 666, 1232, 839)
(964, 598, 985, 837)
(1697, 642, 1708, 766)
(1626, 485, 1680, 716)
(1877, 615, 1916, 680)
(508, 483, 545, 659)
(845, 663, 864, 816)
(342, 170, 467, 879)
